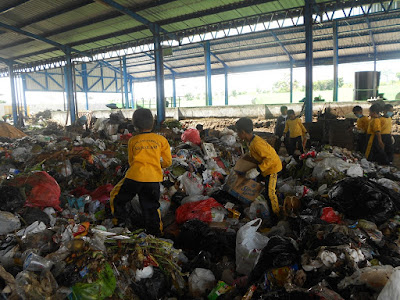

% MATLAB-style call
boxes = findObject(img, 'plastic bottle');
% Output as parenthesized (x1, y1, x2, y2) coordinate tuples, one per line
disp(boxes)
(23, 251, 53, 272)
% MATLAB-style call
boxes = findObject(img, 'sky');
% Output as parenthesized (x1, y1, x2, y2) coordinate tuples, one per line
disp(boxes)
(0, 59, 398, 113)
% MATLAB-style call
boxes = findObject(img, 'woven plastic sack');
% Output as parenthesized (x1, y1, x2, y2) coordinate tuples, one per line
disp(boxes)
(181, 128, 201, 146)
(10, 171, 61, 211)
(176, 198, 222, 224)
(90, 184, 114, 204)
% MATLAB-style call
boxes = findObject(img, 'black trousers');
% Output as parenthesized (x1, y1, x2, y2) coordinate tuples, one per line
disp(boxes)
(274, 133, 289, 153)
(382, 134, 394, 163)
(113, 178, 162, 235)
(356, 133, 367, 154)
(288, 136, 304, 156)
(366, 134, 389, 165)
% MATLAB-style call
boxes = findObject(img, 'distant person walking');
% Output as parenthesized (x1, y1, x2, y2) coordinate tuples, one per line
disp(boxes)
(274, 106, 289, 153)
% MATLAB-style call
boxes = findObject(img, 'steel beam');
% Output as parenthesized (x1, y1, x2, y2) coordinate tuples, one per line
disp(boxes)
(333, 21, 339, 102)
(154, 26, 165, 124)
(204, 41, 212, 106)
(8, 64, 18, 125)
(130, 78, 135, 109)
(122, 56, 129, 108)
(21, 74, 28, 117)
(0, 1, 29, 13)
(81, 63, 89, 110)
(290, 60, 293, 104)
(172, 72, 177, 108)
(224, 68, 228, 105)
(64, 51, 76, 123)
(304, 0, 313, 123)
(270, 31, 294, 62)
(365, 17, 377, 71)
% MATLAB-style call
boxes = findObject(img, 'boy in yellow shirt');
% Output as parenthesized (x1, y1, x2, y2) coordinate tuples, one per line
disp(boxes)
(353, 105, 369, 153)
(283, 110, 309, 156)
(381, 104, 394, 163)
(111, 108, 172, 235)
(235, 117, 283, 219)
(365, 104, 388, 165)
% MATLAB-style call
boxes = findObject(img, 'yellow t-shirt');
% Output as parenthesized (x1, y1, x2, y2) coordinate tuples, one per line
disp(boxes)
(283, 118, 307, 138)
(356, 116, 369, 133)
(249, 135, 282, 176)
(380, 117, 392, 135)
(125, 133, 172, 182)
(367, 117, 381, 135)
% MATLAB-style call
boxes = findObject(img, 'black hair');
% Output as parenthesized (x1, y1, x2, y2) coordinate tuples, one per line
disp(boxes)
(287, 109, 295, 116)
(369, 103, 381, 114)
(235, 117, 253, 134)
(384, 104, 393, 111)
(280, 106, 288, 113)
(132, 108, 154, 131)
(196, 124, 204, 131)
(353, 105, 362, 113)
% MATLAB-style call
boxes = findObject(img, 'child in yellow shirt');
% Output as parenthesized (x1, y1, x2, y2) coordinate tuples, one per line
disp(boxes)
(353, 105, 369, 153)
(111, 108, 172, 235)
(283, 110, 309, 156)
(381, 104, 394, 163)
(365, 104, 389, 165)
(236, 118, 282, 219)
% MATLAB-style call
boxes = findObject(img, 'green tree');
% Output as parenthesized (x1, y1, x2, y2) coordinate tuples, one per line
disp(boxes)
(185, 93, 194, 101)
(396, 72, 400, 80)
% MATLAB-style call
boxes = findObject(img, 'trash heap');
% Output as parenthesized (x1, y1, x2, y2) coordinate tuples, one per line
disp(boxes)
(1, 119, 400, 299)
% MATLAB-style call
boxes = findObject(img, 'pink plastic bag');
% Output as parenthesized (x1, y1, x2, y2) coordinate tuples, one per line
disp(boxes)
(90, 184, 114, 204)
(176, 198, 222, 224)
(10, 171, 62, 211)
(181, 129, 201, 146)
(320, 207, 341, 224)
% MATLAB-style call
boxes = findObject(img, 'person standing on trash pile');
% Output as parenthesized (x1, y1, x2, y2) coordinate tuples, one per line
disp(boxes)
(110, 108, 172, 236)
(353, 105, 369, 153)
(381, 103, 394, 164)
(274, 106, 289, 153)
(365, 104, 389, 165)
(282, 109, 309, 156)
(235, 117, 282, 220)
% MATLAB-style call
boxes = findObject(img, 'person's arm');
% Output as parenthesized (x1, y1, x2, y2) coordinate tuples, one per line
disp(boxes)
(128, 139, 134, 167)
(161, 138, 172, 168)
(376, 132, 385, 149)
(299, 119, 307, 135)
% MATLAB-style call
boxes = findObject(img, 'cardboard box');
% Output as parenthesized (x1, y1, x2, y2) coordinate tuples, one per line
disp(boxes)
(224, 172, 264, 204)
(233, 154, 259, 175)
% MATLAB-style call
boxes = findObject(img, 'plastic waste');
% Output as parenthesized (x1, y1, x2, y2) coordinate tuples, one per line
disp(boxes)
(180, 171, 204, 196)
(16, 271, 47, 300)
(236, 219, 270, 275)
(176, 198, 223, 224)
(23, 251, 54, 272)
(248, 198, 271, 220)
(378, 269, 400, 300)
(208, 281, 232, 300)
(220, 135, 236, 147)
(135, 266, 154, 281)
(0, 211, 21, 235)
(131, 268, 166, 300)
(346, 164, 363, 177)
(189, 268, 216, 298)
(60, 160, 73, 177)
(320, 207, 341, 224)
(181, 194, 209, 205)
(181, 128, 201, 146)
(43, 207, 57, 227)
(17, 221, 47, 237)
(0, 186, 25, 213)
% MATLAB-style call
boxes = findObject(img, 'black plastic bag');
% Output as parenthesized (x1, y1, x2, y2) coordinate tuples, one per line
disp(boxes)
(0, 186, 25, 213)
(329, 177, 400, 224)
(131, 268, 167, 300)
(19, 207, 50, 226)
(250, 236, 298, 283)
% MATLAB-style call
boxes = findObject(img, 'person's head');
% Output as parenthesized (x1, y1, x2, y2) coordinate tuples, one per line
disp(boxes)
(352, 105, 363, 118)
(287, 109, 296, 120)
(384, 104, 394, 117)
(369, 104, 381, 118)
(235, 117, 253, 141)
(280, 106, 288, 116)
(132, 108, 154, 132)
(196, 124, 204, 131)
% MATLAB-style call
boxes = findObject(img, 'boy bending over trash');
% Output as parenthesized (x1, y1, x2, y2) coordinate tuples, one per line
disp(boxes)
(111, 108, 172, 236)
(235, 117, 282, 219)
(283, 110, 309, 156)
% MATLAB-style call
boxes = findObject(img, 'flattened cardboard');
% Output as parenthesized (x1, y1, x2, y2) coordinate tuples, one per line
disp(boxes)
(224, 172, 264, 204)
(233, 154, 259, 175)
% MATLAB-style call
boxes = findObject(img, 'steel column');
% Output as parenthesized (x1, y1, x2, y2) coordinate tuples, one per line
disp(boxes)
(8, 65, 18, 125)
(204, 41, 212, 106)
(21, 74, 28, 117)
(130, 78, 135, 109)
(65, 51, 76, 123)
(82, 63, 89, 110)
(290, 60, 293, 104)
(304, 0, 313, 123)
(333, 21, 339, 102)
(224, 68, 228, 105)
(154, 25, 165, 124)
(122, 56, 129, 108)
(172, 72, 177, 108)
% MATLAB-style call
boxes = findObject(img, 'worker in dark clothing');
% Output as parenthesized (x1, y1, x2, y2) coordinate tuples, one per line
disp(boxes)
(274, 106, 289, 153)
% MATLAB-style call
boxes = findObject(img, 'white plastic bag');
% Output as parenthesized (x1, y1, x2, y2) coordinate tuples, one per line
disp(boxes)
(236, 218, 269, 275)
(378, 269, 400, 300)
(347, 164, 363, 177)
(188, 268, 216, 297)
(180, 172, 204, 196)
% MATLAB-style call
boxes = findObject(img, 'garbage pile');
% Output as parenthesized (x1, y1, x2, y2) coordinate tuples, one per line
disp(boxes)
(1, 119, 400, 299)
